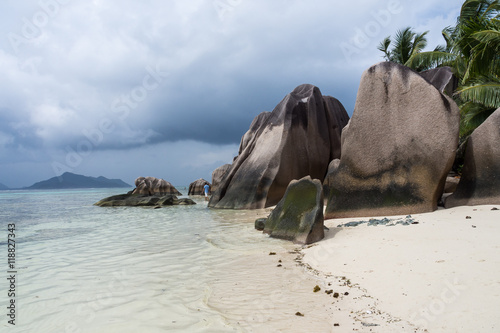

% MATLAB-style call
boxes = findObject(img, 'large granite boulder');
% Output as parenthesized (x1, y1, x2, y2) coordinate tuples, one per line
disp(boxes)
(211, 164, 231, 194)
(132, 177, 182, 196)
(445, 108, 500, 207)
(262, 176, 324, 244)
(209, 84, 349, 209)
(94, 192, 195, 207)
(188, 178, 211, 195)
(419, 66, 458, 96)
(325, 62, 460, 218)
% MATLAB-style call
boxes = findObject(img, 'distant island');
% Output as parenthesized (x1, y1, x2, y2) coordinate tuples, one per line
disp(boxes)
(26, 172, 132, 190)
(0, 183, 9, 190)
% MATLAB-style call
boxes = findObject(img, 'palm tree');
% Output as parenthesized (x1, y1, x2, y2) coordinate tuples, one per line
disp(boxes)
(405, 0, 500, 137)
(377, 27, 430, 71)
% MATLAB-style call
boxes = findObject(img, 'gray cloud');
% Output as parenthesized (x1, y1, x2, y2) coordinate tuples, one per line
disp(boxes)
(0, 0, 464, 187)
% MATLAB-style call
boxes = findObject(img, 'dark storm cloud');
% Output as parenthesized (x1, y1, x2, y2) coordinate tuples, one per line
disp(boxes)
(0, 0, 464, 187)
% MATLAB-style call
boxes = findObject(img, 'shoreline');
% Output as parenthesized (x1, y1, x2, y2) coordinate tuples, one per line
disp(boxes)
(300, 204, 500, 332)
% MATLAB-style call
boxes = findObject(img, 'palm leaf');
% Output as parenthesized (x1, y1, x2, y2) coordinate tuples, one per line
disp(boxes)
(406, 51, 456, 71)
(455, 80, 500, 108)
(377, 37, 392, 61)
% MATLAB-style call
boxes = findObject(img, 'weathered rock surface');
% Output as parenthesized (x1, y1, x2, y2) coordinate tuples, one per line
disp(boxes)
(188, 178, 211, 195)
(209, 84, 349, 209)
(322, 159, 340, 198)
(211, 164, 231, 194)
(444, 176, 460, 194)
(263, 176, 324, 244)
(94, 192, 195, 207)
(446, 108, 500, 207)
(419, 66, 458, 96)
(325, 62, 460, 218)
(132, 177, 182, 196)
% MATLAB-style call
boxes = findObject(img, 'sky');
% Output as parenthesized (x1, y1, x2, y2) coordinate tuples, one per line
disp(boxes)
(0, 0, 464, 188)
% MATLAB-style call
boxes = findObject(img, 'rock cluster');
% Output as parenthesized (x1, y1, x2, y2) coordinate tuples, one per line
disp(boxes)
(209, 84, 349, 209)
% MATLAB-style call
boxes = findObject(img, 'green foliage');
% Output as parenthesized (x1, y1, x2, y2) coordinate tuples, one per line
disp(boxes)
(378, 0, 500, 140)
(377, 27, 430, 70)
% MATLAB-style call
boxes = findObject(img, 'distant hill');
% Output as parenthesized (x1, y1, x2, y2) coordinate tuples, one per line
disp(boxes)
(0, 183, 9, 190)
(26, 172, 132, 190)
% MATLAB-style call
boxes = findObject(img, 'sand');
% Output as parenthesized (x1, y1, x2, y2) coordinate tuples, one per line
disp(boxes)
(301, 204, 500, 332)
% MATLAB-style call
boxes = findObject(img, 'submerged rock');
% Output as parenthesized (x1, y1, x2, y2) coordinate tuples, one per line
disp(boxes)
(446, 108, 500, 208)
(263, 176, 324, 244)
(209, 84, 349, 209)
(325, 62, 459, 218)
(94, 192, 195, 207)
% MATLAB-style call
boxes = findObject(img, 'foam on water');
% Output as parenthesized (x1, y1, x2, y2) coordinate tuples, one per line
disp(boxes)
(1, 189, 336, 332)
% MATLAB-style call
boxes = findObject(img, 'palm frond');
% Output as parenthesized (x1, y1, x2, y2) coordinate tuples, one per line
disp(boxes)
(406, 51, 456, 71)
(377, 37, 392, 61)
(455, 80, 500, 108)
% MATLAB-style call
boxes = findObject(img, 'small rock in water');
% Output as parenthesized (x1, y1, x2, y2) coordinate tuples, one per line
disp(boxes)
(269, 252, 276, 255)
(492, 207, 499, 211)
(325, 290, 333, 295)
(334, 323, 340, 327)
(472, 225, 477, 228)
(313, 285, 321, 292)
(466, 216, 472, 219)
(333, 292, 340, 298)
(255, 218, 267, 231)
(295, 312, 304, 317)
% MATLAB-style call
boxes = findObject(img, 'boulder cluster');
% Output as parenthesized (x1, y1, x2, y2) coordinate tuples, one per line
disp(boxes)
(211, 62, 499, 244)
(95, 177, 193, 207)
(95, 62, 499, 244)
(209, 84, 349, 209)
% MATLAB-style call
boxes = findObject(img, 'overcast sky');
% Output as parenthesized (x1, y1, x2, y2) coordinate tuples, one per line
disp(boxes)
(0, 0, 463, 188)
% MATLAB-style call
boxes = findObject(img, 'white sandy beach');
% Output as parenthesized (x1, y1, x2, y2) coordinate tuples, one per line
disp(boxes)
(301, 204, 500, 332)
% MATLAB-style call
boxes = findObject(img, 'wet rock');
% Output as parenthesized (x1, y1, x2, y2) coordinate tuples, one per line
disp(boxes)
(263, 176, 324, 244)
(94, 193, 195, 207)
(254, 218, 267, 231)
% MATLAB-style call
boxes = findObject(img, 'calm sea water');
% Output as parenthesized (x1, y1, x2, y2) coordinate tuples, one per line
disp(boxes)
(0, 188, 335, 333)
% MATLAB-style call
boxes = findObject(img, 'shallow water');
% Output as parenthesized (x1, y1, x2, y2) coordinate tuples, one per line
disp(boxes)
(0, 188, 335, 333)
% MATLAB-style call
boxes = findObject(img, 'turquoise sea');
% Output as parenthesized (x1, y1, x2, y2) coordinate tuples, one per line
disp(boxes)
(0, 188, 336, 333)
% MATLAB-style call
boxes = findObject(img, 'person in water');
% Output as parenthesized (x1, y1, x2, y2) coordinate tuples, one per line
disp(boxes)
(203, 184, 210, 201)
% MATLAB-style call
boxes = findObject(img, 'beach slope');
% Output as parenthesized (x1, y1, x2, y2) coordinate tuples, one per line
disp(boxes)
(302, 205, 500, 332)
